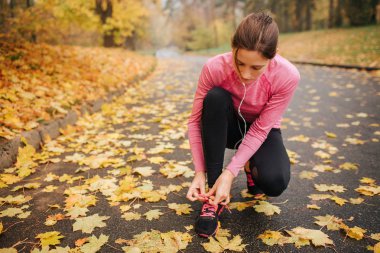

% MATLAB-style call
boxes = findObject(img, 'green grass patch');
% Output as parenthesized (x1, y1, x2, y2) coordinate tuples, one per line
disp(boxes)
(191, 25, 380, 68)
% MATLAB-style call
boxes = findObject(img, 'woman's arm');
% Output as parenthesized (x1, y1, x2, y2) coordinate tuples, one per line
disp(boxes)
(187, 62, 217, 173)
(226, 73, 301, 177)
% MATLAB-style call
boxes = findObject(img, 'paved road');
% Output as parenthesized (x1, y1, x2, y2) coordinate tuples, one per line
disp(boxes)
(0, 54, 379, 252)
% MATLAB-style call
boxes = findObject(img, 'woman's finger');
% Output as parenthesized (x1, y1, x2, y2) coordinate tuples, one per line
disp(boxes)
(200, 185, 206, 195)
(220, 195, 230, 205)
(211, 192, 225, 207)
(205, 186, 216, 197)
(186, 188, 198, 201)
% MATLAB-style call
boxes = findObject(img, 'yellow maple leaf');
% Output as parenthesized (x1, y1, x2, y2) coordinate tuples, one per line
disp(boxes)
(202, 235, 246, 253)
(314, 215, 343, 231)
(35, 231, 64, 246)
(370, 233, 380, 241)
(257, 230, 287, 246)
(374, 242, 380, 253)
(299, 171, 318, 180)
(80, 234, 109, 253)
(344, 226, 367, 240)
(122, 212, 141, 221)
(72, 214, 109, 233)
(360, 177, 376, 185)
(314, 184, 346, 193)
(355, 185, 380, 196)
(345, 137, 365, 145)
(254, 201, 281, 216)
(168, 203, 193, 215)
(289, 227, 334, 247)
(148, 156, 166, 164)
(229, 201, 256, 211)
(144, 209, 163, 221)
(141, 190, 167, 202)
(288, 135, 310, 142)
(307, 204, 321, 210)
(314, 150, 331, 159)
(339, 162, 359, 171)
(0, 174, 21, 185)
(133, 166, 155, 177)
(325, 131, 337, 138)
(160, 163, 192, 178)
(0, 248, 17, 253)
(330, 196, 347, 206)
(308, 194, 333, 200)
(349, 198, 364, 205)
(312, 164, 333, 172)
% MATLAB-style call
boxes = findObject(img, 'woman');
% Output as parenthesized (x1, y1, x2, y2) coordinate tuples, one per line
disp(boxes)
(186, 12, 300, 237)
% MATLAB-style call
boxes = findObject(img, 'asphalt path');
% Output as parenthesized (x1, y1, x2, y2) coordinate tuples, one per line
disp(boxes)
(0, 54, 379, 252)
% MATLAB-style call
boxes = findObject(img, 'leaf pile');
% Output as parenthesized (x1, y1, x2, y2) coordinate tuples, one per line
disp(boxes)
(0, 40, 156, 139)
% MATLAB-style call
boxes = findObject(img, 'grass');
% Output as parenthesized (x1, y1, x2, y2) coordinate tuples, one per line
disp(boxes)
(191, 25, 380, 68)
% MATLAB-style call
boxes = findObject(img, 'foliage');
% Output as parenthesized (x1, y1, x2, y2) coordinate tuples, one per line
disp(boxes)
(1, 0, 148, 47)
(0, 39, 156, 140)
(344, 0, 374, 26)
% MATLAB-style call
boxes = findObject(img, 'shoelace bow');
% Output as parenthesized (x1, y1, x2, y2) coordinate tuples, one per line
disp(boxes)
(200, 203, 216, 218)
(200, 202, 232, 218)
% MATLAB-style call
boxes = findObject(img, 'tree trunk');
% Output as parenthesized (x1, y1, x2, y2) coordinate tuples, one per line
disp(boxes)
(334, 0, 343, 26)
(305, 0, 313, 30)
(10, 0, 16, 18)
(209, 0, 218, 47)
(328, 0, 334, 28)
(295, 0, 303, 31)
(26, 0, 34, 8)
(283, 1, 290, 32)
(95, 0, 115, 47)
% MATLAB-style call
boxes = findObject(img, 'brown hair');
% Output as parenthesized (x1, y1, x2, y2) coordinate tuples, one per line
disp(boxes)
(231, 12, 279, 60)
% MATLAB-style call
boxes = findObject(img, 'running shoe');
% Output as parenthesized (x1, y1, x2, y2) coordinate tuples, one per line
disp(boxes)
(195, 202, 225, 237)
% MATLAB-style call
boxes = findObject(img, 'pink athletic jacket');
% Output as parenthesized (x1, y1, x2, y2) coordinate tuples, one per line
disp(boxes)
(188, 52, 300, 177)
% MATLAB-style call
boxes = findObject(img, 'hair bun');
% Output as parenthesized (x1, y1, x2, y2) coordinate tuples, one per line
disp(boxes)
(257, 12, 273, 25)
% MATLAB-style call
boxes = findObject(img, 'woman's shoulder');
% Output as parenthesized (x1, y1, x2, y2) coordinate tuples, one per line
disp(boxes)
(201, 52, 234, 84)
(266, 54, 300, 88)
(205, 52, 234, 71)
(270, 54, 300, 80)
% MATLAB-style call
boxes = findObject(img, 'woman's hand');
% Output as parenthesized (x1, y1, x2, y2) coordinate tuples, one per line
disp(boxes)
(205, 169, 234, 207)
(186, 171, 207, 202)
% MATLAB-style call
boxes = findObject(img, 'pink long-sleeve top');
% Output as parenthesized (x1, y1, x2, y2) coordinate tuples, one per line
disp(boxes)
(188, 52, 300, 177)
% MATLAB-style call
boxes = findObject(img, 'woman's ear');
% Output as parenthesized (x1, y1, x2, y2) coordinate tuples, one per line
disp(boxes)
(276, 47, 279, 53)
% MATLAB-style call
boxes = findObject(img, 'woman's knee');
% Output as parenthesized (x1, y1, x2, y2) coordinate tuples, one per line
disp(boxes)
(203, 87, 232, 110)
(257, 170, 290, 197)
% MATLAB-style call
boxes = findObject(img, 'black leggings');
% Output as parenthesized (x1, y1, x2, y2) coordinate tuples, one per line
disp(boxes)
(201, 87, 291, 197)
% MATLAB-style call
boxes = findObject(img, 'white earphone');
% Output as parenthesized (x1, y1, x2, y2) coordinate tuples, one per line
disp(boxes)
(234, 81, 247, 150)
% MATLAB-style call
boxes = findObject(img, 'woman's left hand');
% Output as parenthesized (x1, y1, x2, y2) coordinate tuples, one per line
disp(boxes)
(205, 169, 235, 207)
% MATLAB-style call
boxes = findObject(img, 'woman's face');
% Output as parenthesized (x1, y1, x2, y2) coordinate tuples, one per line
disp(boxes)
(233, 48, 270, 83)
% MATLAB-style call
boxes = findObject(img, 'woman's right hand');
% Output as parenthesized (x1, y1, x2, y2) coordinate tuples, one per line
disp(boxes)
(186, 171, 207, 202)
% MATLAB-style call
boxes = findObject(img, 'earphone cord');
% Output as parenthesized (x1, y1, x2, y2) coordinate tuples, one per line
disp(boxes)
(234, 82, 247, 151)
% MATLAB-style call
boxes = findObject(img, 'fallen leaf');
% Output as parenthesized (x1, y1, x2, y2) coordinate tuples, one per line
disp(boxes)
(314, 184, 346, 193)
(168, 203, 193, 215)
(73, 214, 109, 233)
(307, 204, 321, 210)
(144, 209, 163, 220)
(133, 166, 155, 177)
(314, 215, 343, 231)
(35, 231, 64, 246)
(254, 201, 281, 216)
(80, 234, 109, 253)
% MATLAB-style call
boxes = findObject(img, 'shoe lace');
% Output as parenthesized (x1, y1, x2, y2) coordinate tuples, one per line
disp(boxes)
(200, 203, 232, 217)
(200, 203, 216, 218)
